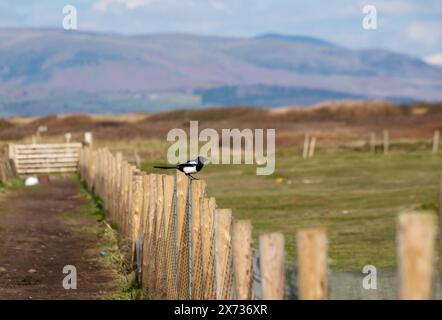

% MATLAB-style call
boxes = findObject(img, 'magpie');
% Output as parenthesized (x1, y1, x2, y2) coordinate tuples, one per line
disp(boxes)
(154, 156, 207, 180)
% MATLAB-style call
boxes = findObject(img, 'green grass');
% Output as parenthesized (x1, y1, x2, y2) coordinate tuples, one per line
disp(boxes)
(76, 177, 147, 299)
(0, 179, 25, 197)
(142, 147, 441, 271)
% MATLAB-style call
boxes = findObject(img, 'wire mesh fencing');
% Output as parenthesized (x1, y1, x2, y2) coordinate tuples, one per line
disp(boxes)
(79, 146, 442, 300)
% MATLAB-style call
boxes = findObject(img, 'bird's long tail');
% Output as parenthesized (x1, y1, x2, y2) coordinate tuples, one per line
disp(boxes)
(154, 165, 178, 169)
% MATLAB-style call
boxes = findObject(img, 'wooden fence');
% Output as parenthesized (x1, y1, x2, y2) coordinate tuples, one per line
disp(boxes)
(0, 158, 18, 182)
(8, 142, 83, 174)
(78, 146, 440, 300)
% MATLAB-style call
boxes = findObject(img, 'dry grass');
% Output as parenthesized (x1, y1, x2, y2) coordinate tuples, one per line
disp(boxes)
(1, 100, 441, 146)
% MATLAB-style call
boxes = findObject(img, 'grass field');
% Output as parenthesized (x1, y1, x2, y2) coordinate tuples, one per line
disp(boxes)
(142, 145, 441, 272)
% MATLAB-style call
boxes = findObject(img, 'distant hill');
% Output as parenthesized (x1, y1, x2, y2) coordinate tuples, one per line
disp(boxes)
(0, 28, 441, 116)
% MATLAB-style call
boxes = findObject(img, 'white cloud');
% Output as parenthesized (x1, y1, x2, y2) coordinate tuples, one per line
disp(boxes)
(424, 53, 442, 67)
(93, 0, 155, 12)
(408, 21, 442, 45)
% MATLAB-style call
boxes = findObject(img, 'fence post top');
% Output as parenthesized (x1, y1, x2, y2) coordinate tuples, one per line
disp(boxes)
(398, 212, 436, 224)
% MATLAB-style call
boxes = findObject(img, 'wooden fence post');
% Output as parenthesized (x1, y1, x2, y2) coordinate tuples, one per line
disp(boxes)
(65, 132, 72, 143)
(130, 175, 143, 264)
(7, 144, 15, 160)
(232, 219, 253, 300)
(163, 174, 176, 299)
(117, 162, 126, 228)
(114, 152, 123, 225)
(303, 133, 310, 159)
(84, 132, 93, 147)
(138, 173, 150, 241)
(146, 174, 158, 293)
(124, 165, 135, 239)
(154, 174, 166, 296)
(109, 152, 117, 220)
(259, 232, 285, 300)
(176, 171, 190, 299)
(397, 213, 436, 300)
(214, 208, 233, 300)
(440, 173, 442, 270)
(141, 174, 153, 290)
(383, 130, 389, 155)
(201, 197, 217, 300)
(0, 160, 6, 182)
(297, 228, 328, 300)
(191, 180, 206, 299)
(134, 149, 141, 168)
(432, 130, 440, 154)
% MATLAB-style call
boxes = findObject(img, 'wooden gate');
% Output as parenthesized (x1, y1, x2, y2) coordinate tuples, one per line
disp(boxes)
(8, 143, 82, 174)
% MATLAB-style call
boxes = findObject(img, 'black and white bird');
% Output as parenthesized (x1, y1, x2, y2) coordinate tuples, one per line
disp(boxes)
(154, 156, 208, 180)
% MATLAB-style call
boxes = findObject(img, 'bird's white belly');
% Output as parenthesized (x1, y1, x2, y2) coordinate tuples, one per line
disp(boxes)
(183, 166, 197, 174)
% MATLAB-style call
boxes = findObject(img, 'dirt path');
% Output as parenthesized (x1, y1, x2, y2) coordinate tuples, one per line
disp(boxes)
(0, 177, 121, 299)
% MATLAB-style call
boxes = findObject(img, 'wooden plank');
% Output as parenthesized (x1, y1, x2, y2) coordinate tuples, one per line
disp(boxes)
(259, 232, 285, 300)
(16, 160, 78, 165)
(201, 197, 217, 300)
(140, 173, 151, 290)
(16, 163, 78, 169)
(163, 175, 175, 240)
(176, 171, 189, 299)
(8, 144, 15, 160)
(130, 175, 143, 265)
(15, 153, 79, 159)
(398, 213, 436, 300)
(433, 130, 440, 154)
(14, 149, 81, 155)
(214, 208, 233, 300)
(164, 174, 176, 299)
(155, 174, 166, 296)
(17, 167, 77, 174)
(16, 158, 78, 164)
(440, 173, 442, 269)
(146, 174, 158, 292)
(15, 147, 81, 153)
(232, 219, 253, 300)
(14, 143, 82, 149)
(302, 133, 310, 159)
(16, 161, 77, 165)
(15, 144, 82, 149)
(176, 171, 189, 246)
(297, 228, 328, 300)
(191, 180, 206, 299)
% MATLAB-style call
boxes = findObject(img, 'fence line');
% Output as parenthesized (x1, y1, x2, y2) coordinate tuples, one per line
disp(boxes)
(78, 146, 440, 300)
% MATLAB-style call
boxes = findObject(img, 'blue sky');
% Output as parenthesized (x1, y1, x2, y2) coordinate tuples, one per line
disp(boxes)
(0, 0, 441, 58)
